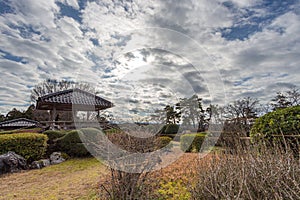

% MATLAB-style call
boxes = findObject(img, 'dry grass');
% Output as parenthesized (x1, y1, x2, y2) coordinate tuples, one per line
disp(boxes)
(191, 145, 300, 200)
(98, 152, 202, 200)
(0, 158, 107, 200)
(5, 144, 297, 200)
(148, 153, 211, 200)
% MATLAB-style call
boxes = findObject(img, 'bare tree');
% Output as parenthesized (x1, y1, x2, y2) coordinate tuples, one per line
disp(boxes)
(287, 87, 300, 106)
(223, 97, 259, 139)
(30, 79, 96, 101)
(271, 92, 291, 110)
(98, 130, 161, 199)
(270, 87, 300, 110)
(225, 97, 259, 120)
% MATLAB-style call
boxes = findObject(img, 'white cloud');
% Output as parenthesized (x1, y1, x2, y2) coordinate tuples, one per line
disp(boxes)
(228, 0, 262, 8)
(0, 0, 299, 120)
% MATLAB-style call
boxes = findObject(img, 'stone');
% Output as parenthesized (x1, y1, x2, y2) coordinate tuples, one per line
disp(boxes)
(30, 159, 50, 169)
(50, 152, 65, 165)
(0, 151, 28, 175)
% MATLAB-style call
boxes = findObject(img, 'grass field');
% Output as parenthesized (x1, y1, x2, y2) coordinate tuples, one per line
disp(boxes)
(0, 158, 107, 200)
(0, 153, 204, 200)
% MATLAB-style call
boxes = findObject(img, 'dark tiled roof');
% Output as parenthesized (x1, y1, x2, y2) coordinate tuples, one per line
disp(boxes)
(36, 88, 113, 110)
(0, 118, 39, 128)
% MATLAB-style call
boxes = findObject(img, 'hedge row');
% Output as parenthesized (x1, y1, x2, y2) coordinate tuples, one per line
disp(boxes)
(0, 128, 42, 135)
(55, 128, 104, 157)
(0, 133, 48, 162)
(159, 124, 179, 135)
(250, 106, 300, 155)
(42, 130, 67, 141)
(250, 106, 300, 141)
(180, 133, 206, 152)
(156, 136, 173, 149)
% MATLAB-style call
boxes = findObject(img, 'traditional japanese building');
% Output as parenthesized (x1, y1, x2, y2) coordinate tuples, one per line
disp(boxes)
(0, 118, 40, 131)
(36, 88, 113, 129)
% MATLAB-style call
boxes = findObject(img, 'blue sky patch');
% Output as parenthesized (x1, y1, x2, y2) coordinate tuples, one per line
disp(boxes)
(90, 38, 99, 46)
(220, 0, 298, 41)
(234, 76, 253, 86)
(0, 49, 27, 64)
(56, 2, 82, 23)
(0, 1, 14, 15)
(8, 24, 41, 39)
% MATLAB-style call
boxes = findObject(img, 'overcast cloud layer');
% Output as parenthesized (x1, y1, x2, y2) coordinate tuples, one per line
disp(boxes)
(0, 0, 299, 120)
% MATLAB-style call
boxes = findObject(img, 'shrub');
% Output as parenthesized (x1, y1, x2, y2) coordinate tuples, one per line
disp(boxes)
(158, 180, 191, 200)
(180, 133, 206, 152)
(159, 124, 179, 135)
(0, 133, 48, 162)
(0, 128, 42, 135)
(251, 106, 300, 140)
(156, 136, 173, 149)
(42, 130, 66, 141)
(42, 130, 67, 156)
(160, 134, 179, 141)
(100, 131, 159, 199)
(104, 128, 123, 135)
(191, 145, 300, 199)
(80, 127, 103, 136)
(66, 143, 89, 157)
(158, 125, 167, 134)
(165, 124, 179, 134)
(59, 130, 83, 143)
(56, 130, 90, 157)
(250, 106, 300, 153)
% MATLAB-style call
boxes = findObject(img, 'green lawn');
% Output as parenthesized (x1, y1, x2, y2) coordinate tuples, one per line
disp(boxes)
(0, 158, 107, 200)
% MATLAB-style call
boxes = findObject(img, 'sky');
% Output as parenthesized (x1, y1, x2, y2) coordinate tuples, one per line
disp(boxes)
(0, 0, 300, 121)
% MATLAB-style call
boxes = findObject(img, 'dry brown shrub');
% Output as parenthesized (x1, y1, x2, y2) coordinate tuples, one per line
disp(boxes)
(191, 144, 300, 200)
(98, 131, 161, 200)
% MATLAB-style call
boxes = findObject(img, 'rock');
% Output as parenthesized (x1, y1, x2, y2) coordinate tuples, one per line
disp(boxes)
(0, 151, 28, 175)
(50, 152, 65, 165)
(30, 159, 50, 169)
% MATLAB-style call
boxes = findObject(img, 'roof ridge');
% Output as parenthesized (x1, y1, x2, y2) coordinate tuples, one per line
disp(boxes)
(0, 118, 39, 125)
(40, 88, 74, 99)
(40, 88, 112, 104)
(36, 88, 113, 110)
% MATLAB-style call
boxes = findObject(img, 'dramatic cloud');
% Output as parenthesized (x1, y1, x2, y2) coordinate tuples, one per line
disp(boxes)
(0, 0, 299, 121)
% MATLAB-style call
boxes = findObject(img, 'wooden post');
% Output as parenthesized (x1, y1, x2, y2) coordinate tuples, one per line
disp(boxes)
(52, 105, 57, 128)
(48, 110, 52, 121)
(72, 109, 77, 121)
(87, 111, 90, 121)
(52, 105, 57, 121)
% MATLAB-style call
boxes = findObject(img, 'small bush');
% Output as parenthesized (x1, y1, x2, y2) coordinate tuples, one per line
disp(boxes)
(180, 133, 206, 152)
(0, 133, 48, 162)
(56, 130, 90, 157)
(165, 124, 179, 134)
(158, 180, 190, 200)
(59, 130, 82, 143)
(0, 128, 42, 135)
(158, 125, 167, 134)
(250, 106, 300, 154)
(80, 127, 103, 137)
(191, 145, 300, 199)
(100, 131, 159, 199)
(156, 136, 173, 149)
(159, 124, 179, 135)
(42, 130, 66, 141)
(66, 143, 89, 157)
(104, 128, 122, 135)
(42, 130, 67, 156)
(251, 106, 300, 140)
